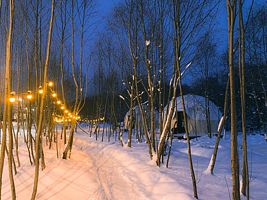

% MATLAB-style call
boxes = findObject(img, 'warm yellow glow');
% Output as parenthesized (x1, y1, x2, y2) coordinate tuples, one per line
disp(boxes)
(26, 91, 33, 100)
(9, 92, 16, 103)
(57, 100, 61, 104)
(54, 116, 65, 123)
(60, 106, 65, 110)
(64, 110, 68, 113)
(9, 97, 16, 103)
(48, 81, 54, 87)
(52, 93, 57, 98)
(38, 86, 43, 94)
(39, 89, 43, 94)
(27, 94, 33, 100)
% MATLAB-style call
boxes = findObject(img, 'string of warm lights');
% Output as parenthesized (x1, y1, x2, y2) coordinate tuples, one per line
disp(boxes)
(8, 80, 81, 123)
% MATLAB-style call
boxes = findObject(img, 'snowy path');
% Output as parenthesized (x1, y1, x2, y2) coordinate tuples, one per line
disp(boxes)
(72, 134, 193, 200)
(2, 132, 192, 200)
(3, 138, 99, 200)
(2, 131, 267, 200)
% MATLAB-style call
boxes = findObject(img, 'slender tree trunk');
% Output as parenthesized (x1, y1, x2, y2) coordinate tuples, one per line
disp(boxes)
(139, 0, 156, 152)
(178, 80, 198, 199)
(31, 1, 55, 199)
(126, 1, 153, 159)
(208, 78, 229, 174)
(59, 0, 67, 145)
(158, 3, 164, 140)
(157, 0, 180, 166)
(15, 52, 21, 168)
(0, 0, 15, 199)
(71, 0, 79, 113)
(238, 0, 249, 197)
(133, 58, 153, 159)
(25, 3, 35, 165)
(62, 0, 80, 158)
(7, 0, 16, 196)
(128, 81, 134, 147)
(227, 1, 240, 199)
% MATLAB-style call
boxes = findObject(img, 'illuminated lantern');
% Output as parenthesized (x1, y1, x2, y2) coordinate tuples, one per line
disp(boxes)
(26, 91, 33, 100)
(9, 92, 16, 103)
(38, 86, 43, 94)
(48, 81, 54, 87)
(52, 92, 57, 98)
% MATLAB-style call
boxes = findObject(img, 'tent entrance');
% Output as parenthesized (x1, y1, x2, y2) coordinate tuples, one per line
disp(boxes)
(172, 111, 186, 135)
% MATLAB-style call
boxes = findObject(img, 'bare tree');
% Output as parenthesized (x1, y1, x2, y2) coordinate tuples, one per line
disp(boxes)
(31, 0, 55, 199)
(0, 0, 15, 199)
(226, 0, 240, 199)
(62, 0, 91, 159)
(139, 0, 157, 152)
(207, 77, 229, 174)
(238, 0, 249, 197)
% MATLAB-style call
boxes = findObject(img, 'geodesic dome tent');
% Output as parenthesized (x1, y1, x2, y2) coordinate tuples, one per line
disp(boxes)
(165, 94, 222, 137)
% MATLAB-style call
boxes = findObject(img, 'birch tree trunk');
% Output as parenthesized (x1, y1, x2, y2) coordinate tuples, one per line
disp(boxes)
(157, 0, 181, 166)
(208, 77, 229, 174)
(227, 0, 240, 199)
(139, 0, 156, 152)
(238, 0, 249, 197)
(178, 80, 198, 199)
(31, 0, 55, 199)
(126, 0, 153, 159)
(59, 0, 67, 144)
(14, 52, 21, 168)
(127, 81, 134, 147)
(0, 0, 15, 199)
(62, 0, 82, 158)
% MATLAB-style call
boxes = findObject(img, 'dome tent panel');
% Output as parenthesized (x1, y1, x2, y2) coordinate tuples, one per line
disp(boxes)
(165, 94, 222, 137)
(123, 103, 159, 132)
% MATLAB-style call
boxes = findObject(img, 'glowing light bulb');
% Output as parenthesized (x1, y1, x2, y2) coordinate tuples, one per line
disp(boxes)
(48, 81, 54, 87)
(26, 91, 33, 100)
(9, 92, 16, 103)
(38, 86, 43, 94)
(52, 93, 57, 98)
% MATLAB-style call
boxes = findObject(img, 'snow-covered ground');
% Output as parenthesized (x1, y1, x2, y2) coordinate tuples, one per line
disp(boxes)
(2, 127, 267, 200)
